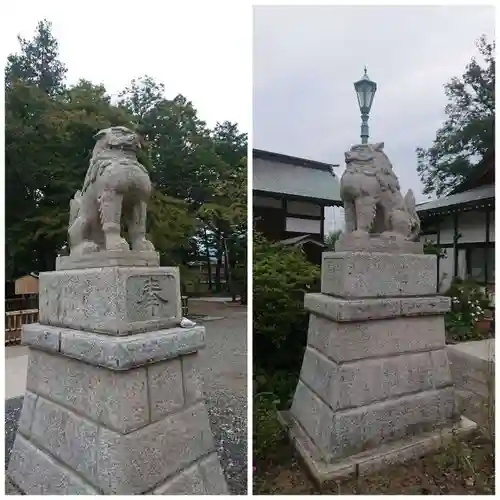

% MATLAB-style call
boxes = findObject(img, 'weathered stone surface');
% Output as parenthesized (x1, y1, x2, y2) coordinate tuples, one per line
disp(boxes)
(66, 126, 156, 258)
(291, 380, 457, 461)
(56, 250, 159, 270)
(38, 266, 181, 335)
(151, 454, 228, 495)
(340, 142, 421, 242)
(321, 252, 436, 298)
(17, 391, 38, 438)
(336, 234, 423, 254)
(24, 323, 206, 370)
(307, 314, 445, 363)
(7, 434, 99, 494)
(304, 293, 450, 322)
(152, 462, 205, 494)
(148, 358, 184, 422)
(21, 324, 60, 351)
(198, 453, 229, 494)
(182, 353, 205, 405)
(279, 410, 476, 484)
(401, 296, 451, 316)
(97, 402, 215, 494)
(26, 349, 149, 433)
(30, 396, 99, 485)
(300, 347, 452, 411)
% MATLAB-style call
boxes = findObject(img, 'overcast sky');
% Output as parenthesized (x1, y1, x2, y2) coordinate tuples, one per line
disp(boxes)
(253, 5, 495, 232)
(2, 2, 250, 132)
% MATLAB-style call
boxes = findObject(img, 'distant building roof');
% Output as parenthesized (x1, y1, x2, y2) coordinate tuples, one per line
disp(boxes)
(253, 149, 342, 205)
(417, 184, 494, 216)
(275, 234, 327, 248)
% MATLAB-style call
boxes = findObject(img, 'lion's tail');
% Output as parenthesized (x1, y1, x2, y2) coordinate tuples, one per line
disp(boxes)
(404, 189, 421, 241)
(69, 190, 82, 226)
(404, 189, 417, 217)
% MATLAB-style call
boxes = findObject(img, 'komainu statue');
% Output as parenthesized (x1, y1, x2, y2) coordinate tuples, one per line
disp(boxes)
(339, 142, 420, 246)
(68, 126, 156, 256)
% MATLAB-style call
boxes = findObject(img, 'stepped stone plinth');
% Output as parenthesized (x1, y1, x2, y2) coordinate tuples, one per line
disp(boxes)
(281, 252, 475, 483)
(7, 126, 228, 495)
(280, 141, 476, 484)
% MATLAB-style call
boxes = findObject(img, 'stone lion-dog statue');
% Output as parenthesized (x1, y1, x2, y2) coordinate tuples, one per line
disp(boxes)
(68, 126, 156, 256)
(340, 142, 420, 242)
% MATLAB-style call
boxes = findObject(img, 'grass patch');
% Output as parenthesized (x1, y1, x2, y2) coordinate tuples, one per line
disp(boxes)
(253, 422, 494, 495)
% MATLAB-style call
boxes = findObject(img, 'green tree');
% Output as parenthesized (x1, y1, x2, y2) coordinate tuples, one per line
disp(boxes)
(5, 79, 134, 277)
(119, 76, 248, 293)
(325, 229, 342, 250)
(5, 19, 67, 96)
(416, 35, 495, 196)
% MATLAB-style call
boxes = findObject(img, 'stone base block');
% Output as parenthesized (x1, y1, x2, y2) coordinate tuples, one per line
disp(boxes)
(278, 410, 476, 485)
(321, 252, 437, 298)
(290, 381, 457, 461)
(7, 343, 228, 494)
(304, 293, 450, 323)
(299, 346, 452, 412)
(335, 233, 423, 254)
(39, 266, 182, 335)
(22, 323, 205, 370)
(307, 313, 446, 363)
(56, 250, 160, 270)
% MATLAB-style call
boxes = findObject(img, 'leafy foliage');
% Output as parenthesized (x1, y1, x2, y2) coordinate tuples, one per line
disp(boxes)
(253, 231, 320, 388)
(416, 35, 495, 196)
(5, 19, 67, 97)
(253, 391, 286, 462)
(444, 279, 492, 343)
(325, 229, 343, 250)
(5, 20, 247, 292)
(253, 233, 320, 463)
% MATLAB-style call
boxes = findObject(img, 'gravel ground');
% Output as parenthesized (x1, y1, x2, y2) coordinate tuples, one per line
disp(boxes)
(198, 308, 248, 495)
(4, 306, 248, 495)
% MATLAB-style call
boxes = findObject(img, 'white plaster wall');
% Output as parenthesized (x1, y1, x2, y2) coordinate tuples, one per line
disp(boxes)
(439, 248, 454, 292)
(439, 216, 455, 244)
(286, 217, 321, 234)
(435, 210, 490, 244)
(458, 211, 488, 244)
(438, 248, 467, 292)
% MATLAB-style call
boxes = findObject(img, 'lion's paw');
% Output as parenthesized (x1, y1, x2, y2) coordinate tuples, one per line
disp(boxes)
(106, 236, 130, 251)
(131, 238, 156, 252)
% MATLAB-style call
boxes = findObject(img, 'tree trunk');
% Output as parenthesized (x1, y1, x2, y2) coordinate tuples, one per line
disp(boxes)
(203, 227, 212, 291)
(215, 234, 223, 293)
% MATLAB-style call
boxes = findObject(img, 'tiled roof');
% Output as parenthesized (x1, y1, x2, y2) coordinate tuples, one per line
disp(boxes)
(253, 149, 341, 205)
(417, 184, 494, 213)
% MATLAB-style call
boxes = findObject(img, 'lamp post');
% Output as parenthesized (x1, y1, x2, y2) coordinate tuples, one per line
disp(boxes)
(354, 67, 377, 144)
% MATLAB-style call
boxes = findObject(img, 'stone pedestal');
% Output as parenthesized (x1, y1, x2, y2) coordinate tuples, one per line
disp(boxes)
(7, 255, 228, 495)
(283, 251, 475, 483)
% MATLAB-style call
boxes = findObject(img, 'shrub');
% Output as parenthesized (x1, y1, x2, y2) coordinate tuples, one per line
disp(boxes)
(253, 232, 320, 375)
(445, 278, 492, 342)
(253, 391, 285, 462)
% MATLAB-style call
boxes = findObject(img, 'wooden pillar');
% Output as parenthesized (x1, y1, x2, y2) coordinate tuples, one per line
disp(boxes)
(484, 208, 491, 284)
(320, 205, 325, 242)
(282, 198, 287, 239)
(453, 211, 459, 278)
(436, 217, 441, 293)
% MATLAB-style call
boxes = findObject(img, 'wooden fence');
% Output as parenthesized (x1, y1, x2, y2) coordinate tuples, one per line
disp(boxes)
(5, 309, 39, 345)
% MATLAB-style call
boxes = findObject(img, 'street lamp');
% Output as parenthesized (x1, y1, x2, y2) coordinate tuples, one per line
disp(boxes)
(354, 67, 377, 144)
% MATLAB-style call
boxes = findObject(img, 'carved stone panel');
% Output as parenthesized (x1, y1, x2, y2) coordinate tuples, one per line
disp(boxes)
(126, 274, 178, 322)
